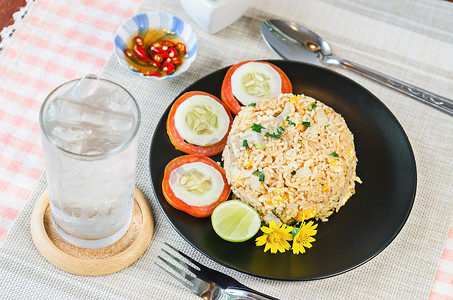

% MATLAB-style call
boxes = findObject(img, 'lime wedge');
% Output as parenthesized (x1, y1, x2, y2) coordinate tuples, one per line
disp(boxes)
(211, 200, 261, 242)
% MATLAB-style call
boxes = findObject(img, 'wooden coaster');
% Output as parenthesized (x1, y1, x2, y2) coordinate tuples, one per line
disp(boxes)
(30, 187, 154, 276)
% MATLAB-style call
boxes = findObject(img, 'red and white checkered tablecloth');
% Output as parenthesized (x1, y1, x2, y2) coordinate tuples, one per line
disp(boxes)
(0, 0, 451, 299)
(0, 0, 140, 241)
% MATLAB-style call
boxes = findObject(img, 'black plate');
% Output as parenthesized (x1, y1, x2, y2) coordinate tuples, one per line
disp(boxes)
(149, 60, 416, 280)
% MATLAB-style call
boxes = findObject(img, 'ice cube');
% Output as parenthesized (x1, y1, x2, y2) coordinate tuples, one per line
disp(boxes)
(71, 74, 101, 101)
(47, 98, 84, 123)
(107, 111, 135, 133)
(49, 121, 94, 152)
(65, 142, 84, 154)
(43, 75, 138, 156)
(45, 99, 62, 121)
(108, 87, 133, 112)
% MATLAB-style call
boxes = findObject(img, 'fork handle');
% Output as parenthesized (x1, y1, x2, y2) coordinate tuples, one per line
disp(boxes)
(224, 287, 279, 300)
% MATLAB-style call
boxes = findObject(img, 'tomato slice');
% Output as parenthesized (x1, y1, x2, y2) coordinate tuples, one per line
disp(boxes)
(162, 155, 231, 218)
(166, 91, 233, 156)
(221, 60, 292, 115)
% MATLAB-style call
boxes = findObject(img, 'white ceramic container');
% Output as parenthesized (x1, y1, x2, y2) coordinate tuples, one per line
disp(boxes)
(179, 0, 252, 34)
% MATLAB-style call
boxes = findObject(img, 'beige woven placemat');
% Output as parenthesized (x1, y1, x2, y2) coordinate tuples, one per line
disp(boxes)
(1, 0, 452, 299)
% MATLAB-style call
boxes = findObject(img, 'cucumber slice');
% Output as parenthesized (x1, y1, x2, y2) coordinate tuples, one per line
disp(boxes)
(174, 94, 230, 146)
(230, 62, 282, 105)
(169, 161, 225, 206)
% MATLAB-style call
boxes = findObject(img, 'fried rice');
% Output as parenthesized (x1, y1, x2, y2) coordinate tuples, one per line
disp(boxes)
(222, 93, 361, 224)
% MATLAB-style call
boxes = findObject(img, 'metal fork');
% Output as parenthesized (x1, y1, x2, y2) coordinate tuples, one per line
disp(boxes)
(156, 242, 279, 300)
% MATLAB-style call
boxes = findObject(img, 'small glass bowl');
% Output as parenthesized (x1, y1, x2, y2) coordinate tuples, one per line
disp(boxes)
(114, 12, 197, 80)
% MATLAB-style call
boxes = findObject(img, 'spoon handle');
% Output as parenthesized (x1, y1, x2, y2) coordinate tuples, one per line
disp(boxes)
(324, 56, 453, 116)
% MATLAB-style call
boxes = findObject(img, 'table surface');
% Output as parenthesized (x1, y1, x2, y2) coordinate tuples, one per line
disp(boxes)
(0, 0, 452, 299)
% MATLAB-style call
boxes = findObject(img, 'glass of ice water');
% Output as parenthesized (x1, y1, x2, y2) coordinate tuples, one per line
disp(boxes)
(39, 75, 141, 249)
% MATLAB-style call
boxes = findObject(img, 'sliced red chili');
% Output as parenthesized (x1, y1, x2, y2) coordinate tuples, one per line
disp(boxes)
(124, 49, 135, 58)
(168, 47, 179, 58)
(152, 53, 164, 63)
(152, 42, 162, 48)
(134, 45, 151, 62)
(125, 35, 187, 77)
(133, 36, 144, 47)
(152, 47, 165, 54)
(146, 72, 161, 77)
(161, 40, 176, 47)
(176, 42, 186, 54)
(163, 61, 175, 74)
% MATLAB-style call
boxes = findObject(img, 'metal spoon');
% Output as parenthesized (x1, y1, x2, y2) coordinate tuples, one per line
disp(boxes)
(261, 19, 453, 116)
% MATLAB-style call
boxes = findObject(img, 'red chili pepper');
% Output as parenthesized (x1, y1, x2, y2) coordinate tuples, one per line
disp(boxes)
(152, 53, 164, 63)
(124, 49, 135, 58)
(162, 61, 175, 74)
(172, 57, 182, 65)
(161, 40, 176, 47)
(145, 72, 161, 77)
(168, 47, 179, 58)
(152, 42, 162, 48)
(152, 47, 166, 54)
(166, 63, 175, 74)
(133, 36, 145, 47)
(134, 45, 151, 62)
(176, 42, 186, 54)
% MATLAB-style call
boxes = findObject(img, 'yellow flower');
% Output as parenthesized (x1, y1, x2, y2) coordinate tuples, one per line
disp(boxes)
(255, 221, 293, 253)
(292, 221, 318, 255)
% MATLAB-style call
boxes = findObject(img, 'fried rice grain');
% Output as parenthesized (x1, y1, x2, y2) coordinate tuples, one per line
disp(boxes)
(222, 94, 360, 224)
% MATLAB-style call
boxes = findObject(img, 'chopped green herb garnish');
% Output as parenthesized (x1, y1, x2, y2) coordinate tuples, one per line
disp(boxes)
(271, 209, 280, 218)
(291, 170, 296, 176)
(277, 126, 284, 133)
(302, 121, 311, 127)
(265, 132, 281, 139)
(253, 170, 266, 182)
(331, 152, 339, 157)
(251, 123, 265, 132)
(248, 102, 256, 107)
(286, 117, 296, 126)
(243, 139, 248, 148)
(307, 104, 317, 111)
